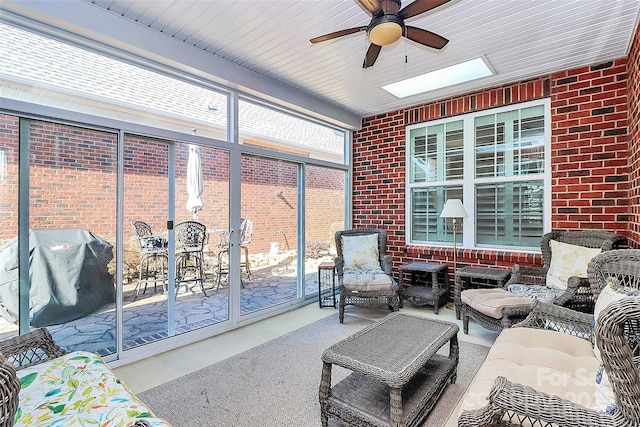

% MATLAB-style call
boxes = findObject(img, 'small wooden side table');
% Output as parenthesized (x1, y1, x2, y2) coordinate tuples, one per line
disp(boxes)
(318, 261, 336, 308)
(399, 262, 449, 314)
(454, 266, 511, 320)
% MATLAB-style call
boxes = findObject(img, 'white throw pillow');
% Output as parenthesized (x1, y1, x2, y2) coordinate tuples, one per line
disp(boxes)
(591, 277, 639, 414)
(341, 234, 381, 271)
(546, 240, 601, 290)
(592, 277, 639, 361)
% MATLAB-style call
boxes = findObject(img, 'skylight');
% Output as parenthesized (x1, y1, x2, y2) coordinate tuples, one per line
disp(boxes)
(382, 57, 494, 98)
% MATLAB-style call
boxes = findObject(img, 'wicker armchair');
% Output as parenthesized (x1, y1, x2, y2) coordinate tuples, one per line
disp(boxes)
(506, 230, 626, 312)
(458, 298, 640, 427)
(334, 229, 400, 323)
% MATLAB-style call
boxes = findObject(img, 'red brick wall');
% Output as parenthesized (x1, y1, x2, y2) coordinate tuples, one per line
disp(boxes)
(353, 53, 637, 276)
(628, 23, 640, 248)
(0, 118, 118, 242)
(0, 115, 19, 241)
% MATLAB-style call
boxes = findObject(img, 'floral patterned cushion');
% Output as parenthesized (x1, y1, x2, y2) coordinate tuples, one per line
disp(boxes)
(341, 234, 381, 271)
(14, 351, 170, 427)
(546, 240, 601, 290)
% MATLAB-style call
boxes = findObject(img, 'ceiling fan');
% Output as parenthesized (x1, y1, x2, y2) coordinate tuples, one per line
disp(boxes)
(310, 0, 451, 69)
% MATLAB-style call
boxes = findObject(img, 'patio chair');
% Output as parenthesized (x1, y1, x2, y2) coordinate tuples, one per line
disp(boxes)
(215, 218, 253, 288)
(175, 220, 208, 296)
(131, 220, 168, 300)
(459, 230, 626, 334)
(334, 228, 400, 323)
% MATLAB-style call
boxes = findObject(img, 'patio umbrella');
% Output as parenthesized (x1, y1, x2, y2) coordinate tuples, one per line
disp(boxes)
(186, 144, 204, 220)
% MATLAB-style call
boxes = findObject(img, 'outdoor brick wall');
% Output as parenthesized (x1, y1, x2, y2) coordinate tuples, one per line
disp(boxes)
(0, 115, 18, 240)
(628, 23, 640, 248)
(353, 29, 639, 277)
(0, 117, 118, 242)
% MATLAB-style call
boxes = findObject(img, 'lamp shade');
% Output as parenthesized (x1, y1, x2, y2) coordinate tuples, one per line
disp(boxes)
(440, 199, 468, 219)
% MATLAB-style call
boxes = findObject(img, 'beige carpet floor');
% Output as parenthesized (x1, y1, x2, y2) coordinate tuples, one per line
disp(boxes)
(139, 313, 489, 426)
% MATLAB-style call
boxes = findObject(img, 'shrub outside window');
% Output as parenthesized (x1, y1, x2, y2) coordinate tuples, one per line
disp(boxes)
(407, 101, 549, 249)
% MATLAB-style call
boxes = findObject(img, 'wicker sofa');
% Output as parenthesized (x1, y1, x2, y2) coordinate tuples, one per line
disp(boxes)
(458, 249, 640, 427)
(0, 328, 170, 427)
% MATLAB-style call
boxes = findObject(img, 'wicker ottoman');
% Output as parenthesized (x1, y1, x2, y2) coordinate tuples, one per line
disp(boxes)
(460, 288, 535, 334)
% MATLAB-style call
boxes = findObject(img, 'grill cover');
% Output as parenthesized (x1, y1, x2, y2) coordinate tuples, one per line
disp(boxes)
(0, 228, 114, 327)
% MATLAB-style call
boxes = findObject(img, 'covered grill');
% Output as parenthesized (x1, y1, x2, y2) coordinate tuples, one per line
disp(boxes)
(0, 228, 114, 327)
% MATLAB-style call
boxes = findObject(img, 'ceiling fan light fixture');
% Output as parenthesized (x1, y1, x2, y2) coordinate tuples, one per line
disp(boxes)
(368, 15, 404, 46)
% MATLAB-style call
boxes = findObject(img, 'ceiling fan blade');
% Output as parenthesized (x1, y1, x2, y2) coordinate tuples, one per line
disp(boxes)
(358, 0, 382, 14)
(310, 26, 368, 44)
(405, 26, 449, 49)
(399, 0, 452, 19)
(363, 44, 382, 68)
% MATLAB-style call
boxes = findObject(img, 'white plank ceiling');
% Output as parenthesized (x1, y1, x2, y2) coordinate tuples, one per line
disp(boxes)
(73, 0, 640, 117)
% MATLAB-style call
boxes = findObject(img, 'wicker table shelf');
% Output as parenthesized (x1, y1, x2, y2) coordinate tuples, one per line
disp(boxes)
(319, 312, 459, 427)
(454, 266, 511, 320)
(399, 262, 449, 314)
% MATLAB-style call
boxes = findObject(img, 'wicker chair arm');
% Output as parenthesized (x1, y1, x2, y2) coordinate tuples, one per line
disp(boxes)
(505, 265, 547, 287)
(514, 301, 593, 339)
(0, 328, 67, 371)
(0, 354, 20, 426)
(595, 297, 640, 424)
(334, 256, 344, 276)
(565, 276, 589, 289)
(551, 276, 596, 312)
(381, 254, 392, 274)
(458, 376, 618, 427)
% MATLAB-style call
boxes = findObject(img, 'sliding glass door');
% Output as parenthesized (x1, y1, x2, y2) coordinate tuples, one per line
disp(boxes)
(239, 155, 300, 315)
(0, 117, 119, 356)
(122, 137, 231, 350)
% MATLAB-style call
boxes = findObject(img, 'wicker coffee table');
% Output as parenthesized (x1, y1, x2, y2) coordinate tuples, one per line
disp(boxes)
(319, 312, 459, 427)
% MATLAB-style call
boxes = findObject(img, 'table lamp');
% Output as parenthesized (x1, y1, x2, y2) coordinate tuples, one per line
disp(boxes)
(440, 199, 468, 272)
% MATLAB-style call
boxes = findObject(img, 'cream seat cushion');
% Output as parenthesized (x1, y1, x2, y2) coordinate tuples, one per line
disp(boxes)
(461, 288, 535, 319)
(461, 327, 600, 413)
(342, 271, 394, 292)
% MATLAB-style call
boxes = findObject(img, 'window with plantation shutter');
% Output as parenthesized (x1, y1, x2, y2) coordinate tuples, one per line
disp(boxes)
(407, 100, 549, 250)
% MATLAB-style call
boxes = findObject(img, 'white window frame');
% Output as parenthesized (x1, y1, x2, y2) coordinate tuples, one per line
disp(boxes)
(406, 99, 552, 252)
